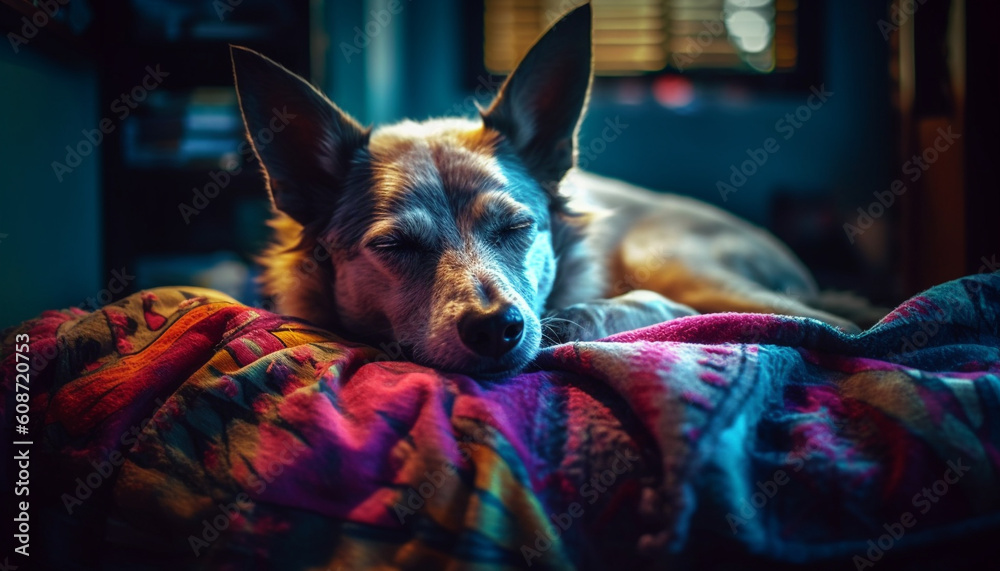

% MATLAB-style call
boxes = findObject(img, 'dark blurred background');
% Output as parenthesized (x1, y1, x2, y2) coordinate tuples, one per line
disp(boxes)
(1, 0, 996, 327)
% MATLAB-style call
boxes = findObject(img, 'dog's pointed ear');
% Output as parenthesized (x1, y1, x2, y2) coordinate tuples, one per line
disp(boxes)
(230, 45, 369, 226)
(481, 3, 593, 191)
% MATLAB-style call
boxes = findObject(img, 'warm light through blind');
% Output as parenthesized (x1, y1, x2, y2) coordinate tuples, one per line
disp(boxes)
(484, 0, 798, 75)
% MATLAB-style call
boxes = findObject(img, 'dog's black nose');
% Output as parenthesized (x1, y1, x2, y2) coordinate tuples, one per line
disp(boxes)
(459, 305, 524, 359)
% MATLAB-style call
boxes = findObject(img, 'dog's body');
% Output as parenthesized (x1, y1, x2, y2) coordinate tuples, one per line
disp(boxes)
(232, 4, 874, 379)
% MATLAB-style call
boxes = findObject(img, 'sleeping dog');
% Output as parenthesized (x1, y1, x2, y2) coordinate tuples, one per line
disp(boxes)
(231, 3, 873, 379)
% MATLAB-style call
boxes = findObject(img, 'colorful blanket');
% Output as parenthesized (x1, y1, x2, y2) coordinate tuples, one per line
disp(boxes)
(2, 275, 999, 570)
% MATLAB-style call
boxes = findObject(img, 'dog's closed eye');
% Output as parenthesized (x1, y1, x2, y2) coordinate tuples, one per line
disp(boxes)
(367, 234, 431, 255)
(365, 210, 439, 256)
(502, 220, 534, 233)
(488, 218, 535, 246)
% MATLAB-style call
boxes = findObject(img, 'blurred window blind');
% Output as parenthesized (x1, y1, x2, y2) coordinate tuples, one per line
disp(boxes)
(484, 0, 798, 75)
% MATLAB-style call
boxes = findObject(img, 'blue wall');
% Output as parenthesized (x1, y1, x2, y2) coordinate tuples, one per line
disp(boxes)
(0, 47, 101, 327)
(578, 1, 893, 226)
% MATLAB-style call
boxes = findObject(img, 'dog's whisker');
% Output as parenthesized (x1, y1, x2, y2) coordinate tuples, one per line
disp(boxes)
(540, 331, 561, 346)
(541, 316, 584, 329)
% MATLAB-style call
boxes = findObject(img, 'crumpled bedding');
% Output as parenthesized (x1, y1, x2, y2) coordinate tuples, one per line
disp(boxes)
(2, 274, 999, 570)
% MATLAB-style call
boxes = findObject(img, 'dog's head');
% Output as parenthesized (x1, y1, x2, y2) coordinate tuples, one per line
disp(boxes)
(232, 5, 593, 378)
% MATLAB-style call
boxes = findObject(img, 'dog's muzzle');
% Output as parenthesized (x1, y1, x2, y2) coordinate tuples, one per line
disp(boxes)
(458, 304, 525, 359)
